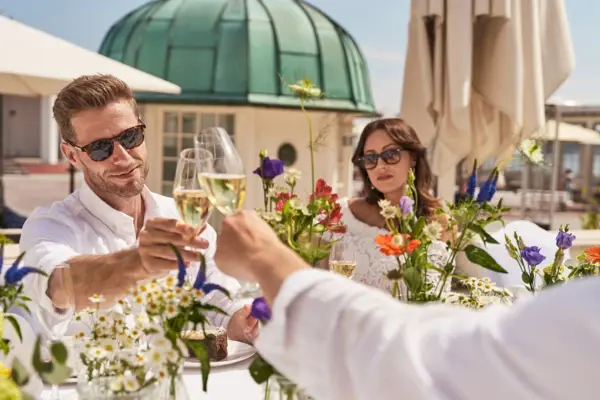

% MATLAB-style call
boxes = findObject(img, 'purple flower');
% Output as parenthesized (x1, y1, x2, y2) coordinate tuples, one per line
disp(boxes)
(399, 196, 414, 216)
(253, 157, 284, 180)
(556, 231, 575, 250)
(251, 297, 272, 322)
(520, 246, 546, 266)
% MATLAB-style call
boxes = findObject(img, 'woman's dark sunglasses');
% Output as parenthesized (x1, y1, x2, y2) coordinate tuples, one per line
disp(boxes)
(358, 147, 403, 170)
(70, 123, 146, 162)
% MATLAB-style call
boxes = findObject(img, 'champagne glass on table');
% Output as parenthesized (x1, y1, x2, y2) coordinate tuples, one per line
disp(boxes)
(329, 241, 357, 279)
(195, 127, 258, 298)
(35, 264, 75, 400)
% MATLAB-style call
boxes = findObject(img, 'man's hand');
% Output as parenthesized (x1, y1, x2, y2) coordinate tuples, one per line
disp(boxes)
(214, 211, 283, 282)
(227, 304, 259, 344)
(215, 211, 309, 304)
(138, 218, 208, 279)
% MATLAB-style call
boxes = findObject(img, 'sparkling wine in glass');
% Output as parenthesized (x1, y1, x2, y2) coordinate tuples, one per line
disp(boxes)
(329, 241, 357, 279)
(173, 148, 214, 232)
(35, 264, 75, 400)
(195, 127, 258, 298)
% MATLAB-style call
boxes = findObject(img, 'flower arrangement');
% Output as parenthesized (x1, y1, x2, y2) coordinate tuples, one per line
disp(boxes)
(250, 78, 336, 398)
(375, 161, 510, 303)
(0, 248, 71, 400)
(75, 248, 229, 398)
(442, 277, 512, 309)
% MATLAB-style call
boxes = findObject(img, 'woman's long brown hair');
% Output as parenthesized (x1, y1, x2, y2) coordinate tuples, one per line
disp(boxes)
(352, 118, 440, 218)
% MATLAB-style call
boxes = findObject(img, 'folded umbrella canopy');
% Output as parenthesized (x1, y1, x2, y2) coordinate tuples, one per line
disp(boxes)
(0, 15, 181, 96)
(400, 0, 574, 196)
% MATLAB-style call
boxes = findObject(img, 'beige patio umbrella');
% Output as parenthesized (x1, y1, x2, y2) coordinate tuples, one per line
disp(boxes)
(0, 15, 181, 96)
(400, 0, 574, 193)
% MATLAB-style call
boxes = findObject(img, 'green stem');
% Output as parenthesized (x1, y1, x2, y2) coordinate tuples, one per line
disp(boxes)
(300, 99, 316, 198)
(265, 379, 271, 400)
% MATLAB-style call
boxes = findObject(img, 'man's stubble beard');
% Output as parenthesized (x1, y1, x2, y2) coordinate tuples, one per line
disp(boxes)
(84, 161, 150, 198)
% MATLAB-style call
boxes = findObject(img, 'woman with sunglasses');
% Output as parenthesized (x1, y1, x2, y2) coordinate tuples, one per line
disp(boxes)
(335, 118, 453, 294)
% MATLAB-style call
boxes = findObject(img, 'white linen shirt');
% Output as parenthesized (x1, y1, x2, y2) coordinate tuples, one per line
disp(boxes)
(19, 182, 246, 333)
(256, 269, 600, 400)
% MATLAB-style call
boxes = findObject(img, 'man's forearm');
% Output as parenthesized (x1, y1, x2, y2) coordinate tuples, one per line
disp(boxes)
(48, 248, 144, 310)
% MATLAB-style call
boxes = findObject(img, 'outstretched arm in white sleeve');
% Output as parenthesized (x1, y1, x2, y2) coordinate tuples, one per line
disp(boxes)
(213, 211, 600, 400)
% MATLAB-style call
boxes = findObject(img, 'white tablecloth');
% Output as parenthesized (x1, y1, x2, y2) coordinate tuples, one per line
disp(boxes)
(41, 358, 264, 399)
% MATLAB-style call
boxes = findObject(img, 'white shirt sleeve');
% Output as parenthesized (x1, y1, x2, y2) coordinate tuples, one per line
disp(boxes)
(19, 213, 80, 323)
(198, 225, 251, 328)
(255, 269, 600, 400)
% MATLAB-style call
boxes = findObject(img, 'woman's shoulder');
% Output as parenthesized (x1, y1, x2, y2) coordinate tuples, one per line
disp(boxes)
(343, 197, 385, 231)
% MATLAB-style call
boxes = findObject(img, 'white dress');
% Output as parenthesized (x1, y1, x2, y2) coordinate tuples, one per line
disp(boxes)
(334, 198, 451, 296)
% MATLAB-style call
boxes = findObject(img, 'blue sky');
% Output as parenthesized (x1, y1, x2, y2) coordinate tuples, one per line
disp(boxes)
(0, 0, 598, 115)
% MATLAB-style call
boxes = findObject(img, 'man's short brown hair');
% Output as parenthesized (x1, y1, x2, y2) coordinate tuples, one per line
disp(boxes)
(53, 74, 138, 145)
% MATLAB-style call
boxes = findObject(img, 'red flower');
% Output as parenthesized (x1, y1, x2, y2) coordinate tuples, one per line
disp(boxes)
(275, 192, 296, 212)
(317, 203, 347, 233)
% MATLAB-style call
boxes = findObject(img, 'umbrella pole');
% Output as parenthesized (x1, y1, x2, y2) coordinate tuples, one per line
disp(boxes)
(0, 95, 4, 228)
(549, 107, 562, 229)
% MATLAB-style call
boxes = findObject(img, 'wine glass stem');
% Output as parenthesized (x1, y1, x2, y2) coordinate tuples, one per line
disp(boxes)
(51, 384, 61, 400)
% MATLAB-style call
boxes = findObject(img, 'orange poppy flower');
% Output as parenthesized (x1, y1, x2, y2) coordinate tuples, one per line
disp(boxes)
(375, 234, 421, 256)
(585, 247, 600, 264)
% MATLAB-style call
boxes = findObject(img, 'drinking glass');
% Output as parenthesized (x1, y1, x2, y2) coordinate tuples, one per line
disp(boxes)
(195, 127, 259, 298)
(35, 264, 75, 400)
(173, 148, 214, 232)
(329, 241, 357, 279)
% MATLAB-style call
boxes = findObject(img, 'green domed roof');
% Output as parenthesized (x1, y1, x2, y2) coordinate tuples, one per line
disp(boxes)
(99, 0, 376, 113)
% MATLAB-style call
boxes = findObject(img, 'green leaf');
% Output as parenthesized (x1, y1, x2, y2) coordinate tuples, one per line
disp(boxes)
(50, 341, 69, 364)
(41, 363, 72, 385)
(464, 245, 508, 274)
(5, 315, 23, 342)
(32, 337, 52, 374)
(467, 224, 499, 245)
(186, 340, 210, 391)
(10, 357, 30, 386)
(249, 355, 275, 384)
(403, 268, 422, 292)
(412, 217, 426, 237)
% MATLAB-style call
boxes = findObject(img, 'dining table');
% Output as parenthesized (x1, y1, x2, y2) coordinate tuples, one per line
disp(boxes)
(40, 357, 264, 399)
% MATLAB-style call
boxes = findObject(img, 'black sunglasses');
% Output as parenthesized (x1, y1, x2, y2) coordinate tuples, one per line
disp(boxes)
(357, 147, 403, 170)
(69, 123, 146, 162)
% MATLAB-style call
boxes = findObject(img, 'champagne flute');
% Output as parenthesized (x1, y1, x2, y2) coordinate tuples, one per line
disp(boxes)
(329, 241, 357, 279)
(173, 148, 214, 232)
(195, 127, 258, 298)
(35, 264, 75, 400)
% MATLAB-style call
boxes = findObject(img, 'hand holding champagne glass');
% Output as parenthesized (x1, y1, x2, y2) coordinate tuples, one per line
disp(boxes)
(329, 241, 357, 279)
(195, 127, 257, 297)
(173, 148, 213, 233)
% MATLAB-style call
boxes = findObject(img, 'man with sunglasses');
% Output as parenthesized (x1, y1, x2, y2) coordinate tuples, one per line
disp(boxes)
(19, 74, 258, 343)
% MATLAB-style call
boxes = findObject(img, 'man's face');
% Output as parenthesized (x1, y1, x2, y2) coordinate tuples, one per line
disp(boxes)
(61, 100, 149, 198)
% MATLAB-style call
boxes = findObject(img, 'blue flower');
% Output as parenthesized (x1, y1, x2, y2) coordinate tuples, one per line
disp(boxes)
(476, 169, 499, 203)
(521, 246, 546, 267)
(399, 196, 414, 216)
(170, 244, 228, 295)
(191, 256, 227, 295)
(466, 160, 477, 198)
(253, 157, 284, 180)
(1, 251, 45, 285)
(556, 230, 575, 250)
(251, 297, 272, 322)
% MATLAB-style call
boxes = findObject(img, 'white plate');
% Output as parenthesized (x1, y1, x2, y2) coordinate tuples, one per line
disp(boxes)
(184, 340, 256, 368)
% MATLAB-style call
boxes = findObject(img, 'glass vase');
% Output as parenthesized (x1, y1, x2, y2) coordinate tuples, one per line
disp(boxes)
(263, 374, 313, 400)
(160, 374, 190, 400)
(77, 376, 161, 400)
